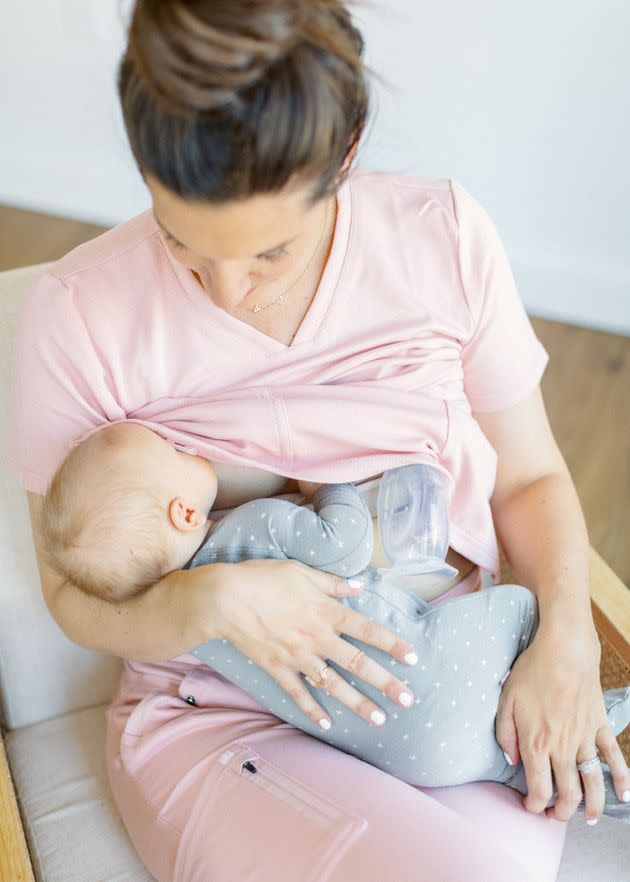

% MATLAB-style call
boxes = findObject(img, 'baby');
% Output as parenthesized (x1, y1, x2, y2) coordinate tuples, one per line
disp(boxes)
(41, 422, 630, 824)
(40, 422, 220, 602)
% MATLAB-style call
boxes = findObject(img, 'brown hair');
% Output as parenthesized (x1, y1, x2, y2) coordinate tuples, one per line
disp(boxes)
(118, 0, 375, 205)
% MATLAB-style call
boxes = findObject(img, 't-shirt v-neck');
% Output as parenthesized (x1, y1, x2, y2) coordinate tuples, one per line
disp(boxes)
(163, 176, 352, 358)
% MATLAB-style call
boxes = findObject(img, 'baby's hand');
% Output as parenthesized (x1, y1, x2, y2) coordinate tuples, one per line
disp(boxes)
(297, 479, 324, 500)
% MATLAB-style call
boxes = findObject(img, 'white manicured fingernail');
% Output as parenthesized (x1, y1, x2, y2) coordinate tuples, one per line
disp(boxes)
(371, 710, 386, 725)
(347, 579, 364, 588)
(622, 790, 630, 803)
(503, 751, 514, 766)
(404, 652, 418, 665)
(319, 718, 331, 730)
(586, 818, 598, 826)
(399, 692, 413, 706)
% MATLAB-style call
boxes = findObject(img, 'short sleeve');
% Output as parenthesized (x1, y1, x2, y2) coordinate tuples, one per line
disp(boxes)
(6, 272, 123, 495)
(450, 180, 549, 413)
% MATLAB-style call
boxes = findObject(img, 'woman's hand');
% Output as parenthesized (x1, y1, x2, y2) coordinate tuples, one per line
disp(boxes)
(495, 621, 630, 823)
(207, 557, 419, 731)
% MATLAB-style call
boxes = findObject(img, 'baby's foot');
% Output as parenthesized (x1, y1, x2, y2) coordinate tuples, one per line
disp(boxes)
(603, 686, 630, 737)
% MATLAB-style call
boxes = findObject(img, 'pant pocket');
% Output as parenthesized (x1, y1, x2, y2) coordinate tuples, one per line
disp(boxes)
(175, 741, 367, 882)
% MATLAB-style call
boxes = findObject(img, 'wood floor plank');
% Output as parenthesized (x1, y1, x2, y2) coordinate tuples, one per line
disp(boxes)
(0, 203, 628, 587)
(532, 318, 630, 587)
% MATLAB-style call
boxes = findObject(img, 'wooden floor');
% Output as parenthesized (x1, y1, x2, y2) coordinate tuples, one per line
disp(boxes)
(1, 203, 628, 588)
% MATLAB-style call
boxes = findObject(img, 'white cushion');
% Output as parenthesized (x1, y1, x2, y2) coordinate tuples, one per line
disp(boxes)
(5, 702, 629, 882)
(5, 704, 153, 882)
(0, 264, 121, 730)
(558, 815, 630, 881)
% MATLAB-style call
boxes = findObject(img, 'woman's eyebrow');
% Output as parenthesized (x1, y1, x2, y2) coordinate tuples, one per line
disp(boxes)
(154, 213, 297, 257)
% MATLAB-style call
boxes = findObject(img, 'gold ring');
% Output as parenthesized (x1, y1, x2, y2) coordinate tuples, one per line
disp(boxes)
(305, 665, 329, 689)
(347, 649, 364, 674)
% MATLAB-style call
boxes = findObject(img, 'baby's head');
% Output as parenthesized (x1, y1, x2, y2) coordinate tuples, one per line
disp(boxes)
(40, 423, 218, 602)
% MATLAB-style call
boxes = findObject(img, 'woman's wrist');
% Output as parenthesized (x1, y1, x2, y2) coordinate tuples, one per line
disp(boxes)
(177, 561, 233, 646)
(537, 593, 601, 655)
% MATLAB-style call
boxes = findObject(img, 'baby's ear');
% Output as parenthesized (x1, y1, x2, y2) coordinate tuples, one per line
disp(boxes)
(169, 497, 207, 531)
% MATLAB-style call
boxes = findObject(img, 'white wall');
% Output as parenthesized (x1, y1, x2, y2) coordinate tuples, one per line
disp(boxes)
(1, 1, 629, 334)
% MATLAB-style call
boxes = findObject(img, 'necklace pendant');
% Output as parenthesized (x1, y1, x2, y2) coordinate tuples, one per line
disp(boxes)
(253, 304, 261, 313)
(277, 295, 286, 305)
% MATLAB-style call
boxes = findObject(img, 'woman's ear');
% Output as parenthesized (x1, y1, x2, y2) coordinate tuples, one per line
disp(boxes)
(168, 497, 207, 532)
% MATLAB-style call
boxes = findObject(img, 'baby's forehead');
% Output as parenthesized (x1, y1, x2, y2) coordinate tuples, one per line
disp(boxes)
(96, 421, 166, 449)
(79, 424, 170, 475)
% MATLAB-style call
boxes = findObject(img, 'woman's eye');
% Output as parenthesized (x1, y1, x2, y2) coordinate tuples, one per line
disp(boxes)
(260, 248, 287, 263)
(164, 229, 286, 263)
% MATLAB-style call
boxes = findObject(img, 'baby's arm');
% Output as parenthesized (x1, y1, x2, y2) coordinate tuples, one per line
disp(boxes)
(194, 484, 373, 576)
(287, 483, 374, 574)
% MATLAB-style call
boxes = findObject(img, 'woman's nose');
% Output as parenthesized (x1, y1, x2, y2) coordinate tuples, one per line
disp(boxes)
(204, 263, 252, 301)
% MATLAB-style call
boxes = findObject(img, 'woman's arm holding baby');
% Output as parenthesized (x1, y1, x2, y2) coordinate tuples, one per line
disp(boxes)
(475, 385, 630, 821)
(27, 491, 225, 660)
(27, 489, 360, 664)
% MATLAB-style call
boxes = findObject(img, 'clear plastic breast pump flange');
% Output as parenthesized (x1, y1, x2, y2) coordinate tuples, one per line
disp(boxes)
(376, 463, 459, 581)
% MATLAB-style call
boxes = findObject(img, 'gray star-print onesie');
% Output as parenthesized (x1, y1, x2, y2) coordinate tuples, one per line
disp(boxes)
(185, 482, 630, 824)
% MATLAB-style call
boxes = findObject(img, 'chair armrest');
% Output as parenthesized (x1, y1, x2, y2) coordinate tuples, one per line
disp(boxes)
(589, 545, 630, 667)
(0, 734, 35, 882)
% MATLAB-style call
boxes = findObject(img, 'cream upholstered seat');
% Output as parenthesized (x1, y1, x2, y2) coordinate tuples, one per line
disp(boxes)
(1, 264, 628, 882)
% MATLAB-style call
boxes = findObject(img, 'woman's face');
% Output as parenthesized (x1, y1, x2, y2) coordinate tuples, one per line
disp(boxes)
(146, 173, 333, 313)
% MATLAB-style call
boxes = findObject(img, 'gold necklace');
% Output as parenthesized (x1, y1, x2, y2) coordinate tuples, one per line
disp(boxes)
(250, 200, 330, 314)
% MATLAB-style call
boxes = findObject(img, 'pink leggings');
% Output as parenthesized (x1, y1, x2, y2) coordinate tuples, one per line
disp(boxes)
(106, 568, 568, 881)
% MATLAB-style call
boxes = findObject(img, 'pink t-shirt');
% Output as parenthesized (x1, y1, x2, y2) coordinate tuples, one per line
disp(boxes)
(6, 171, 548, 581)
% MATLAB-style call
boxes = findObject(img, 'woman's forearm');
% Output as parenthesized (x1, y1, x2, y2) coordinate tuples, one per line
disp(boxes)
(50, 564, 229, 662)
(491, 470, 598, 641)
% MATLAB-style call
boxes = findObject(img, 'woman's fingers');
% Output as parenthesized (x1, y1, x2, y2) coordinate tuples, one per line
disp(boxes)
(577, 744, 606, 824)
(519, 743, 555, 814)
(272, 662, 394, 732)
(311, 568, 420, 665)
(219, 558, 420, 730)
(546, 725, 630, 823)
(302, 662, 392, 727)
(331, 632, 415, 709)
(272, 670, 336, 731)
(546, 746, 603, 823)
(271, 623, 419, 731)
(331, 603, 419, 668)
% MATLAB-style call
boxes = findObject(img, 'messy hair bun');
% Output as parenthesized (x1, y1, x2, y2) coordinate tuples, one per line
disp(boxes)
(118, 0, 372, 203)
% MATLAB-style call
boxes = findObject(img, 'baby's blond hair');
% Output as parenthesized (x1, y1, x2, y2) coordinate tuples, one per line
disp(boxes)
(40, 431, 173, 603)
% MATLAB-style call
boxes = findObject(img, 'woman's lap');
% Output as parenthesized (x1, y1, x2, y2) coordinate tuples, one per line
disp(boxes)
(106, 645, 568, 882)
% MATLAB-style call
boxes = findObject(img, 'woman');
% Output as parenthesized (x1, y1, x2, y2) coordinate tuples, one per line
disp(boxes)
(9, 2, 630, 880)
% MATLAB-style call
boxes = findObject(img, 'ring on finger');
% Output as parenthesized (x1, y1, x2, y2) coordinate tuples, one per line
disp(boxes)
(577, 753, 602, 775)
(304, 663, 330, 689)
(347, 649, 365, 675)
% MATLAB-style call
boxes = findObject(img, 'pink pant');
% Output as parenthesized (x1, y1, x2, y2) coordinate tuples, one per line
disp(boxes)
(106, 568, 568, 881)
